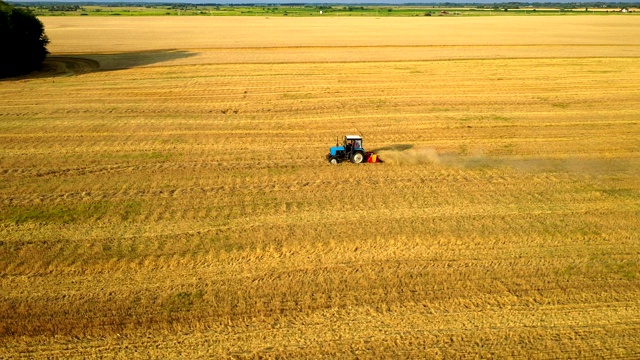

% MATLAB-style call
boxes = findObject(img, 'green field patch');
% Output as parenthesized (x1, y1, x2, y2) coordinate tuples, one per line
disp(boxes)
(104, 151, 171, 161)
(2, 202, 109, 225)
(164, 289, 206, 314)
(2, 200, 144, 225)
(561, 254, 638, 280)
(281, 92, 315, 100)
(600, 188, 638, 199)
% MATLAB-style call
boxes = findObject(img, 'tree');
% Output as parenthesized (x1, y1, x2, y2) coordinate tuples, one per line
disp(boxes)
(0, 1, 49, 78)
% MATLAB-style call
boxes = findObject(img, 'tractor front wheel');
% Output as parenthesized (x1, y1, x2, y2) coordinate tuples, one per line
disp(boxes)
(329, 156, 339, 165)
(351, 151, 364, 164)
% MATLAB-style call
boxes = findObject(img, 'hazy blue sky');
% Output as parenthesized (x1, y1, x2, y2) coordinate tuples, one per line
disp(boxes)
(11, 0, 629, 3)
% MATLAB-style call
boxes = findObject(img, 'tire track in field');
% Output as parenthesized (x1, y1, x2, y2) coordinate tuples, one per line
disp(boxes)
(3, 166, 632, 225)
(100, 45, 640, 66)
(0, 160, 307, 179)
(37, 56, 100, 77)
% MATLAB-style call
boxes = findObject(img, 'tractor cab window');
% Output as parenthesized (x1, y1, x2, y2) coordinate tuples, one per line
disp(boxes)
(344, 137, 362, 149)
(345, 140, 353, 152)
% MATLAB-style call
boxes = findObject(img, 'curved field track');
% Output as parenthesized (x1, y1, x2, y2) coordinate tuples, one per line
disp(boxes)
(1, 16, 640, 358)
(38, 56, 101, 76)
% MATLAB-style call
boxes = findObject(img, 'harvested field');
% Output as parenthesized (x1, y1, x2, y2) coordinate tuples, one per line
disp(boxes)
(1, 16, 640, 358)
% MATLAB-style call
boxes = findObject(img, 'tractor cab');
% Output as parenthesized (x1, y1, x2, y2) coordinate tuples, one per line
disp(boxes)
(327, 135, 380, 164)
(343, 135, 363, 153)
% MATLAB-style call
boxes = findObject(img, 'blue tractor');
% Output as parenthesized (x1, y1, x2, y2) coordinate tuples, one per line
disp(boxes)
(326, 135, 382, 164)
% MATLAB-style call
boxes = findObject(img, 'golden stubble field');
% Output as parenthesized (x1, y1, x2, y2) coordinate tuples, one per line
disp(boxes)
(1, 16, 640, 358)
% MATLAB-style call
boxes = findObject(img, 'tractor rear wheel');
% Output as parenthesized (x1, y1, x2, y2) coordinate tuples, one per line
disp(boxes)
(351, 151, 364, 164)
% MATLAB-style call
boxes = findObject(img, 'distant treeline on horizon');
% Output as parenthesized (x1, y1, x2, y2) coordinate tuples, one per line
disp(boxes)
(9, 1, 640, 6)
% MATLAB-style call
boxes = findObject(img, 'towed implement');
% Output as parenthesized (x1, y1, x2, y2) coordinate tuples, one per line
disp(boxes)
(326, 135, 382, 164)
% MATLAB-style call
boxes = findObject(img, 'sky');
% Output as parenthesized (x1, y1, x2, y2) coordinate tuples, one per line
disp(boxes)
(11, 0, 636, 3)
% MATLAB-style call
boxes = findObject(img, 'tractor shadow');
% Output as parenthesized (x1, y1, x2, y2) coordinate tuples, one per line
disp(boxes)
(7, 50, 197, 80)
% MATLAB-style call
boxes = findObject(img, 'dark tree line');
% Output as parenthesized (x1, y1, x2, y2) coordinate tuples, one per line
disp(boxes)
(0, 1, 49, 78)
